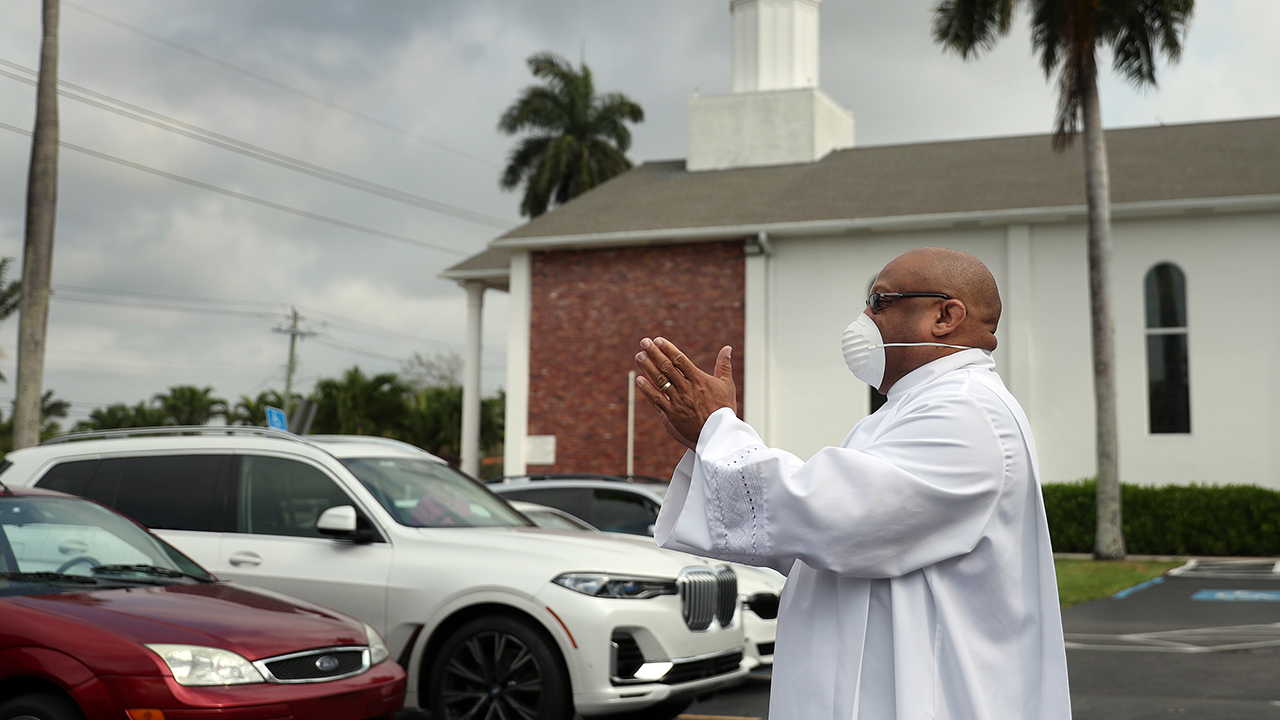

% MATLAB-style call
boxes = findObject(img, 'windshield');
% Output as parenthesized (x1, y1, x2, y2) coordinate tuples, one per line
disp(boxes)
(342, 458, 532, 528)
(0, 496, 214, 586)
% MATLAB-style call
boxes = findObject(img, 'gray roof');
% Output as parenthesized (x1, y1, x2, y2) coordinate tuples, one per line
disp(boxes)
(445, 115, 1280, 274)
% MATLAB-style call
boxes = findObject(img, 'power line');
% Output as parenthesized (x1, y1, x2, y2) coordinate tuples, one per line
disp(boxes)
(51, 292, 281, 320)
(0, 120, 471, 256)
(0, 60, 515, 229)
(50, 285, 481, 350)
(55, 284, 285, 311)
(312, 337, 411, 363)
(62, 1, 500, 169)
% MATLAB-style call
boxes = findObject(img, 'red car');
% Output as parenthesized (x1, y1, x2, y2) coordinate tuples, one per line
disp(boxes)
(0, 485, 406, 720)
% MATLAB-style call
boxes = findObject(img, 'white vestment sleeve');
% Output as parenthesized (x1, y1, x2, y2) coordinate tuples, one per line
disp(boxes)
(657, 396, 1007, 578)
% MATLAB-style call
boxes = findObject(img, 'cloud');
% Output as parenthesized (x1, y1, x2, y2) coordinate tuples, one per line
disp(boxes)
(0, 0, 1272, 424)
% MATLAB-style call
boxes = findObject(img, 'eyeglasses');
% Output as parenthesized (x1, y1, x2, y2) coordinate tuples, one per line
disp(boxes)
(866, 292, 951, 313)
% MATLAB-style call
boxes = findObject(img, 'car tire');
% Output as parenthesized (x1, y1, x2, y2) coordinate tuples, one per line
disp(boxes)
(0, 692, 86, 720)
(427, 614, 572, 720)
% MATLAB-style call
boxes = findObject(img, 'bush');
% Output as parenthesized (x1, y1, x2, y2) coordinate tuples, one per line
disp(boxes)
(1042, 479, 1280, 556)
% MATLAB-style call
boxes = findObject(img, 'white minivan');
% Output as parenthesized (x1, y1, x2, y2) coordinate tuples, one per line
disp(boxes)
(0, 429, 747, 720)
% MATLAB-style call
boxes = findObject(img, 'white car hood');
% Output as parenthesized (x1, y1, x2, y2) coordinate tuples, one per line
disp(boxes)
(404, 525, 720, 579)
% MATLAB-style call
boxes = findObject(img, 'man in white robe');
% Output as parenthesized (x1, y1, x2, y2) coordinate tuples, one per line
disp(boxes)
(633, 247, 1070, 720)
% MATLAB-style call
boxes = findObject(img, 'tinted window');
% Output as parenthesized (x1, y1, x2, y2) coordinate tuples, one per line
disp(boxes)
(34, 459, 99, 496)
(240, 456, 354, 538)
(592, 489, 659, 535)
(504, 488, 592, 525)
(91, 456, 231, 532)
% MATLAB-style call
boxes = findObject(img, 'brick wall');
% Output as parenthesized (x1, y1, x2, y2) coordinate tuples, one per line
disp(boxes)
(527, 241, 746, 478)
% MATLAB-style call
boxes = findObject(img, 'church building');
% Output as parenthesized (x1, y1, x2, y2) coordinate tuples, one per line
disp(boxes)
(445, 0, 1280, 491)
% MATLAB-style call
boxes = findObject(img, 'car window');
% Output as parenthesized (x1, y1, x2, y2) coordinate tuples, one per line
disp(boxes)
(592, 489, 659, 536)
(0, 496, 212, 581)
(239, 456, 355, 538)
(34, 459, 99, 496)
(88, 456, 233, 532)
(503, 488, 592, 524)
(342, 457, 531, 528)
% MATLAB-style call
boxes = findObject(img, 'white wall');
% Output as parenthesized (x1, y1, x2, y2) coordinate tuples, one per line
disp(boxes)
(759, 209, 1280, 489)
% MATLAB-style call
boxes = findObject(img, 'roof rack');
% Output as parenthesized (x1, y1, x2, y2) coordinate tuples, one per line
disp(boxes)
(41, 426, 312, 446)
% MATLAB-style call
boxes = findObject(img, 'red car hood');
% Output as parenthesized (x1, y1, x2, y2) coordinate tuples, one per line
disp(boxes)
(6, 582, 366, 661)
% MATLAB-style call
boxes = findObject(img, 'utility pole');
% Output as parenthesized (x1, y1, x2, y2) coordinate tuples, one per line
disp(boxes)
(273, 306, 316, 417)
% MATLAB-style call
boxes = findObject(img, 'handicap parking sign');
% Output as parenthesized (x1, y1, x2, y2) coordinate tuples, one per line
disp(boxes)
(265, 406, 288, 431)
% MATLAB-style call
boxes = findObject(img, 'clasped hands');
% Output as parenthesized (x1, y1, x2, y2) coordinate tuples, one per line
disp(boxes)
(634, 337, 736, 450)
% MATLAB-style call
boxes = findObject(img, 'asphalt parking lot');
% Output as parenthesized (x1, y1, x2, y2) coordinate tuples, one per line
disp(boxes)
(678, 559, 1280, 720)
(1064, 559, 1280, 719)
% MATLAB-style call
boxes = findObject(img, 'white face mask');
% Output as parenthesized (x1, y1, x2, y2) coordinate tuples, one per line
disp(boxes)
(841, 313, 974, 389)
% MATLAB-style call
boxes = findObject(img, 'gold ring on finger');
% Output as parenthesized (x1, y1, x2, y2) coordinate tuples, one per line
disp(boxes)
(660, 380, 673, 391)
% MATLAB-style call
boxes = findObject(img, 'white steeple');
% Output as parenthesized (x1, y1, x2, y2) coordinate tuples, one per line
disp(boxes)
(732, 0, 821, 92)
(687, 0, 853, 172)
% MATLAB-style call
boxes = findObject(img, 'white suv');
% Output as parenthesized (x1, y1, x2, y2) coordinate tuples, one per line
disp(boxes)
(0, 429, 747, 720)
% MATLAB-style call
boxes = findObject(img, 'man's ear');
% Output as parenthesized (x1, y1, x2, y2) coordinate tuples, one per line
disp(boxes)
(932, 299, 967, 337)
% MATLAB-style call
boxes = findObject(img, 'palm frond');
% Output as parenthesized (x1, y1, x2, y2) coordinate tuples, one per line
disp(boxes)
(933, 0, 1019, 58)
(501, 135, 553, 190)
(1100, 0, 1192, 88)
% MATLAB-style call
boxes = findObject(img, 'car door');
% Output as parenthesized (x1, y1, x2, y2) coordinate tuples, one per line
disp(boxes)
(214, 454, 393, 630)
(35, 455, 232, 568)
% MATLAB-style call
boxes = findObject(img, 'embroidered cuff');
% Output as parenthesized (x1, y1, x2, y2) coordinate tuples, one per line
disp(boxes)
(706, 444, 766, 562)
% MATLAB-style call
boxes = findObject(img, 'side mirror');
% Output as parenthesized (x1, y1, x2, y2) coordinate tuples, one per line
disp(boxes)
(317, 505, 357, 533)
(317, 505, 378, 543)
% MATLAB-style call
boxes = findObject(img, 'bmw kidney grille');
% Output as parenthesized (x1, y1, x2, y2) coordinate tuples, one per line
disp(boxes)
(677, 566, 738, 631)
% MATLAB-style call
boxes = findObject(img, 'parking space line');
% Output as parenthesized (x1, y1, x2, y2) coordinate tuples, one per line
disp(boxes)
(1065, 622, 1280, 653)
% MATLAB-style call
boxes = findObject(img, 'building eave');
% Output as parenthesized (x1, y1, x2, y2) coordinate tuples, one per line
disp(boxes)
(486, 193, 1280, 252)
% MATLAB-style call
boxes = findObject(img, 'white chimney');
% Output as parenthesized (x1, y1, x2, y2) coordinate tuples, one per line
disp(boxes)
(732, 0, 820, 92)
(688, 0, 854, 172)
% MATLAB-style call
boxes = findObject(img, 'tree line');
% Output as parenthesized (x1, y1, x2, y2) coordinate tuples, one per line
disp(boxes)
(1, 357, 504, 475)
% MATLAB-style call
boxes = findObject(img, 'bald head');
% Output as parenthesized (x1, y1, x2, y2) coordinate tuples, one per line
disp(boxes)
(878, 247, 1001, 333)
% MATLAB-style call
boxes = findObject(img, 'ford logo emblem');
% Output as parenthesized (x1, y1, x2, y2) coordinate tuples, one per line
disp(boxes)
(315, 655, 340, 673)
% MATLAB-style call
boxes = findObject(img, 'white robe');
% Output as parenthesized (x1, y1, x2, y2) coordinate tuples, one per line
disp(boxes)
(655, 349, 1070, 720)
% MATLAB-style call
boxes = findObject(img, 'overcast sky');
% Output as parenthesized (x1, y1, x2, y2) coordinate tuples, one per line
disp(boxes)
(0, 0, 1277, 427)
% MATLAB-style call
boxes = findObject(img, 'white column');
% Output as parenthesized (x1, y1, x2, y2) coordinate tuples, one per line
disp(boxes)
(460, 281, 484, 477)
(1005, 224, 1034, 410)
(744, 239, 770, 442)
(504, 251, 533, 476)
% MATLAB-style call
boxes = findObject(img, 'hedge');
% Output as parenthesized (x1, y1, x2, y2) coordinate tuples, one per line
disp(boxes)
(1042, 479, 1280, 556)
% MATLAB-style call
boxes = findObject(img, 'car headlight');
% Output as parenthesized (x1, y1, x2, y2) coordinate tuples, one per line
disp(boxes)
(364, 622, 391, 665)
(553, 573, 677, 599)
(145, 644, 265, 686)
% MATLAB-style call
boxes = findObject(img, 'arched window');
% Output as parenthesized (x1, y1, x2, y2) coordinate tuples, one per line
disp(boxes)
(1144, 263, 1190, 433)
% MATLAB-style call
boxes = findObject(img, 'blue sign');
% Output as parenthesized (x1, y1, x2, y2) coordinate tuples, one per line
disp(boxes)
(1191, 589, 1280, 602)
(265, 406, 288, 431)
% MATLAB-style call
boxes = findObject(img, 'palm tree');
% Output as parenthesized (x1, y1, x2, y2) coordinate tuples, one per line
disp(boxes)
(153, 385, 229, 426)
(933, 0, 1193, 559)
(73, 401, 169, 431)
(498, 51, 644, 218)
(12, 0, 61, 450)
(0, 258, 21, 321)
(231, 390, 294, 426)
(311, 367, 406, 436)
(0, 257, 23, 383)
